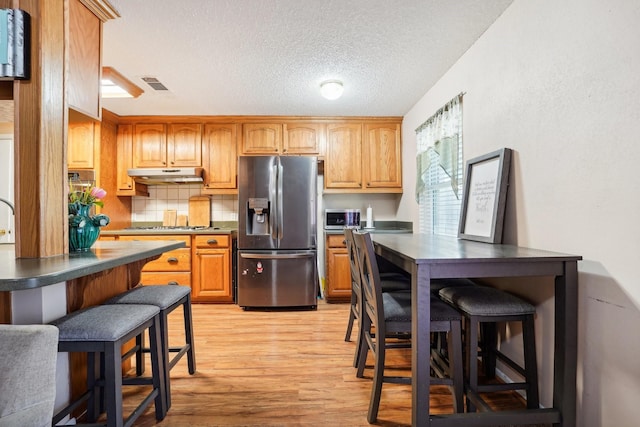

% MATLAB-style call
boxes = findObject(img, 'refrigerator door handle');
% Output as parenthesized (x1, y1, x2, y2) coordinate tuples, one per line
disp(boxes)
(240, 253, 314, 260)
(270, 162, 278, 241)
(277, 160, 284, 240)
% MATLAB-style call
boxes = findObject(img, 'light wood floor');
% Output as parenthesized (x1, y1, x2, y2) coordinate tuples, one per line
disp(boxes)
(121, 300, 531, 426)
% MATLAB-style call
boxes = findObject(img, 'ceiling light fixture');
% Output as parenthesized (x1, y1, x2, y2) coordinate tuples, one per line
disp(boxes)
(320, 80, 344, 100)
(101, 67, 144, 98)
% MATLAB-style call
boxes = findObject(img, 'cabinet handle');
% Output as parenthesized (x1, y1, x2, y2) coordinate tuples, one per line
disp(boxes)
(207, 239, 218, 245)
(168, 281, 179, 286)
(167, 257, 179, 263)
(342, 240, 346, 245)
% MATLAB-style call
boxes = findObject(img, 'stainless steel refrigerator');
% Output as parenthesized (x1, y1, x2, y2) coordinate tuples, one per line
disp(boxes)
(237, 156, 318, 309)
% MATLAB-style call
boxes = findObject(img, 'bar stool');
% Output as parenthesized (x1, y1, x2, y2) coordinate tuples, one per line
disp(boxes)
(50, 304, 166, 427)
(105, 284, 196, 410)
(438, 285, 539, 412)
(343, 228, 410, 368)
(353, 231, 464, 422)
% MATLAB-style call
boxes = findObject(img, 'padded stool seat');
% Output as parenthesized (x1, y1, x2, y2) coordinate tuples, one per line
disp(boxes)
(439, 285, 539, 412)
(105, 285, 196, 410)
(51, 304, 166, 427)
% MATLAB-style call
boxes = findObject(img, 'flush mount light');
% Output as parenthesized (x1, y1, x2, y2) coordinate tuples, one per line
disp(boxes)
(320, 80, 344, 100)
(101, 67, 144, 98)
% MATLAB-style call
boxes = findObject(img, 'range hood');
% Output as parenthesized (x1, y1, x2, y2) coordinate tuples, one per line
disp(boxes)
(127, 167, 204, 185)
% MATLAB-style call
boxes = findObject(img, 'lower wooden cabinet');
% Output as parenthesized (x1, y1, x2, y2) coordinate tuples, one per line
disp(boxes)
(192, 235, 233, 303)
(111, 234, 234, 303)
(118, 235, 192, 287)
(325, 234, 352, 302)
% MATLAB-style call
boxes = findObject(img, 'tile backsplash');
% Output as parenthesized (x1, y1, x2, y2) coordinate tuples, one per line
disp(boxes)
(131, 185, 238, 223)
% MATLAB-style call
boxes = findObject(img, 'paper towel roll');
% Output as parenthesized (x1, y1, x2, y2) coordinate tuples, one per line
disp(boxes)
(366, 205, 373, 228)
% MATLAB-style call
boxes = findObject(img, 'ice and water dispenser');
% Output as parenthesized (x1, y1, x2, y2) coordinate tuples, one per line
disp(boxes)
(246, 198, 270, 235)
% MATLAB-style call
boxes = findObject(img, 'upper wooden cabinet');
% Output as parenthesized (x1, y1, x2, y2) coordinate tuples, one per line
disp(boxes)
(168, 123, 202, 167)
(283, 122, 323, 155)
(116, 124, 148, 196)
(68, 122, 96, 169)
(241, 122, 323, 155)
(133, 124, 167, 168)
(133, 123, 202, 168)
(325, 120, 402, 193)
(202, 123, 237, 194)
(68, 0, 101, 119)
(67, 0, 118, 119)
(112, 116, 401, 196)
(241, 123, 282, 154)
(363, 123, 402, 189)
(325, 123, 363, 189)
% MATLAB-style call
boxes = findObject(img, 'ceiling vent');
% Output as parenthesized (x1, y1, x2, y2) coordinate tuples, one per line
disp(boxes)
(141, 76, 169, 91)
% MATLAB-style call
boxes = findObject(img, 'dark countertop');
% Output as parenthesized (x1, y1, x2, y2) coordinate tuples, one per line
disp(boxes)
(101, 227, 237, 237)
(324, 220, 413, 235)
(0, 240, 185, 292)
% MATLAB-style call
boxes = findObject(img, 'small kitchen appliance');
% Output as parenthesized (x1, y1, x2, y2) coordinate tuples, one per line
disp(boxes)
(324, 209, 361, 230)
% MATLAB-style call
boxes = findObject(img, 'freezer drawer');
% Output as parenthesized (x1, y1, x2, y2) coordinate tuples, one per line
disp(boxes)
(237, 250, 317, 308)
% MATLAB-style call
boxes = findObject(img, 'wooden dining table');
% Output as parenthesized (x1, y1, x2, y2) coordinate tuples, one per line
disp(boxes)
(371, 233, 582, 427)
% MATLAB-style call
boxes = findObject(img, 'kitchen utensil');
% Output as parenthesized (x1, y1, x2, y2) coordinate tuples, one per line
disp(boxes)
(188, 196, 210, 227)
(162, 210, 177, 226)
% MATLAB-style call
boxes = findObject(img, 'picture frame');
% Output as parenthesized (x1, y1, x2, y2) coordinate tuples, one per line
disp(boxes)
(458, 148, 512, 243)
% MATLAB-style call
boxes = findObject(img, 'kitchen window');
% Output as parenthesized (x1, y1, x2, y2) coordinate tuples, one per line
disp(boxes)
(416, 94, 463, 236)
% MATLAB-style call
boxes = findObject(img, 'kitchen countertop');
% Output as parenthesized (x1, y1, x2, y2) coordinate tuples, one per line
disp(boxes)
(0, 240, 185, 292)
(324, 220, 412, 235)
(101, 227, 237, 236)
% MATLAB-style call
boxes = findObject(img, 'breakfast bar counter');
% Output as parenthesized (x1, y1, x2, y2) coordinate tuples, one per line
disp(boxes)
(0, 240, 186, 292)
(0, 240, 187, 410)
(371, 233, 582, 427)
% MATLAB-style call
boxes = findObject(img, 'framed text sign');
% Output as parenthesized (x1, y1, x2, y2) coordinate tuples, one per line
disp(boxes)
(458, 148, 512, 243)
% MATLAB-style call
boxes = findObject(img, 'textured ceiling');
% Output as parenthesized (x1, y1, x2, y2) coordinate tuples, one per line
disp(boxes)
(102, 0, 513, 117)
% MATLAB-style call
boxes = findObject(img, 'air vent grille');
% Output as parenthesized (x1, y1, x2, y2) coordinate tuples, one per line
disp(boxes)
(141, 76, 169, 91)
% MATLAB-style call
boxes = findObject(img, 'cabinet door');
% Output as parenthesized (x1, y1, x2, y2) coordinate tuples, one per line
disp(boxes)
(363, 123, 402, 189)
(167, 123, 202, 167)
(241, 123, 282, 154)
(68, 0, 101, 119)
(283, 123, 323, 155)
(116, 125, 149, 196)
(68, 122, 95, 169)
(116, 125, 134, 192)
(192, 248, 233, 302)
(133, 124, 167, 167)
(202, 124, 237, 191)
(326, 247, 351, 301)
(325, 123, 362, 189)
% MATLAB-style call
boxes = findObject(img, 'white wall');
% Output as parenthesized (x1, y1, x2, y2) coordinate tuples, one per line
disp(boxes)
(400, 0, 640, 425)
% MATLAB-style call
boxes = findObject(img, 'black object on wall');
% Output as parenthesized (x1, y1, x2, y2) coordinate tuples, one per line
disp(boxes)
(0, 9, 30, 80)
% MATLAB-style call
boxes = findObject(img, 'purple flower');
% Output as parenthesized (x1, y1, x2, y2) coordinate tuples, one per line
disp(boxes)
(91, 187, 107, 199)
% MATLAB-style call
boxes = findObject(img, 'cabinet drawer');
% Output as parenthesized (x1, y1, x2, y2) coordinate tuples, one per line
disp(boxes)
(140, 272, 191, 287)
(194, 234, 230, 248)
(326, 234, 346, 248)
(142, 248, 191, 272)
(118, 234, 191, 247)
